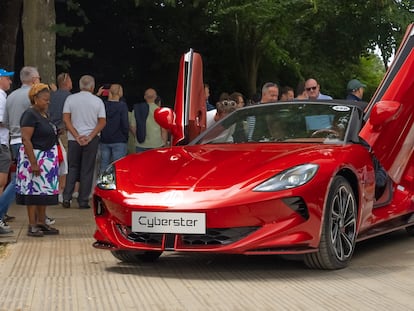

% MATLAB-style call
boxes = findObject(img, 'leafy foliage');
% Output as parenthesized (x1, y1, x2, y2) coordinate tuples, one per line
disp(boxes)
(49, 0, 413, 103)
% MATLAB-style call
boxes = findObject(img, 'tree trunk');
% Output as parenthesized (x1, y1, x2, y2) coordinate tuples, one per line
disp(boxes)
(0, 0, 23, 72)
(22, 0, 56, 84)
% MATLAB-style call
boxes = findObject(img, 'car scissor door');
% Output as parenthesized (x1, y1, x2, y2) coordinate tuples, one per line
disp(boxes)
(171, 49, 206, 145)
(360, 23, 414, 185)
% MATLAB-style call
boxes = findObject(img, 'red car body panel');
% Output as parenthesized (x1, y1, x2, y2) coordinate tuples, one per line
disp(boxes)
(360, 24, 414, 185)
(94, 143, 378, 253)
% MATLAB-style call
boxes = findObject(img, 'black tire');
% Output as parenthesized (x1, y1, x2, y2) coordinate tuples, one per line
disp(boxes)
(304, 176, 357, 270)
(111, 250, 162, 263)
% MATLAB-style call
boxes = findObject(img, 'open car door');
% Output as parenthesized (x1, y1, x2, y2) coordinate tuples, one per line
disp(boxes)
(170, 49, 206, 145)
(360, 23, 414, 185)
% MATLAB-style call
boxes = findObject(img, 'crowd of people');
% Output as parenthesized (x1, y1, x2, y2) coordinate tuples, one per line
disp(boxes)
(0, 64, 367, 237)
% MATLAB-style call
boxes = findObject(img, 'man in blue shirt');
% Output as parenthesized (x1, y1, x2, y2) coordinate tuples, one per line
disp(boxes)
(305, 78, 333, 100)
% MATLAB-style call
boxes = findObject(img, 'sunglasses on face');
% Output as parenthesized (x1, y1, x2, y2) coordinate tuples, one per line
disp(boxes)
(306, 86, 317, 91)
(219, 100, 237, 107)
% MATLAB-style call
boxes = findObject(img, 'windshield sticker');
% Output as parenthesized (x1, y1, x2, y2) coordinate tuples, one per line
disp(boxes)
(332, 106, 350, 112)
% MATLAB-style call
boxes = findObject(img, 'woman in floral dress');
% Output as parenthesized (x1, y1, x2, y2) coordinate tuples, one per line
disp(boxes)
(16, 83, 59, 237)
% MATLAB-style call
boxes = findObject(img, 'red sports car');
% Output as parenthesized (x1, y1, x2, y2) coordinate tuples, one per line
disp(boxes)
(93, 24, 414, 269)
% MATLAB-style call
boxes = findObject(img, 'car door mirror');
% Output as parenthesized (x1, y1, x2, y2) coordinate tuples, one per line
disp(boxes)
(154, 107, 176, 131)
(369, 100, 401, 127)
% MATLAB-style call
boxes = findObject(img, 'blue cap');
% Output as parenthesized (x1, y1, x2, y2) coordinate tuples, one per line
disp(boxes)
(0, 68, 14, 77)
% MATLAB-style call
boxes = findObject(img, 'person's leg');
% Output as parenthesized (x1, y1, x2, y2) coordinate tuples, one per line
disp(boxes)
(111, 142, 127, 162)
(99, 143, 111, 173)
(27, 205, 43, 237)
(0, 176, 16, 219)
(35, 205, 46, 224)
(0, 172, 7, 195)
(63, 140, 81, 203)
(0, 144, 12, 195)
(10, 144, 21, 162)
(78, 137, 100, 207)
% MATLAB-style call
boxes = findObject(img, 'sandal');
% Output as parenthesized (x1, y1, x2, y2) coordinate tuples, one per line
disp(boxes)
(37, 224, 59, 235)
(27, 225, 44, 237)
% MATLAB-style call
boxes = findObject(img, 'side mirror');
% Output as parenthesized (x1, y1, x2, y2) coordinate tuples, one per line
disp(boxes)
(369, 100, 401, 127)
(154, 107, 175, 131)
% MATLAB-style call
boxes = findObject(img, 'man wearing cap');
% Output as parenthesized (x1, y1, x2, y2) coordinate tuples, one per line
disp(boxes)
(346, 79, 366, 101)
(0, 68, 14, 234)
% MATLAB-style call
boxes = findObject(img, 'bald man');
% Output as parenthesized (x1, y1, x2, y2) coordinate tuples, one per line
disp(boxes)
(130, 88, 168, 153)
(305, 78, 332, 100)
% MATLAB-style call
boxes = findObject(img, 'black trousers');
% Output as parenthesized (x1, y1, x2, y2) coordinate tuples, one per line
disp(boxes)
(63, 136, 99, 206)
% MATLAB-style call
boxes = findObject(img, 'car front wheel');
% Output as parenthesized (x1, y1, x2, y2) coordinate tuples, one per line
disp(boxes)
(111, 250, 163, 263)
(304, 176, 357, 270)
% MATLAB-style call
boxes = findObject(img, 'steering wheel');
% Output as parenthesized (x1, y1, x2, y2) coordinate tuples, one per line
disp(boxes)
(311, 128, 340, 138)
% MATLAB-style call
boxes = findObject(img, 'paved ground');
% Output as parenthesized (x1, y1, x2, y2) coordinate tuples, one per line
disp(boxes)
(1, 201, 414, 311)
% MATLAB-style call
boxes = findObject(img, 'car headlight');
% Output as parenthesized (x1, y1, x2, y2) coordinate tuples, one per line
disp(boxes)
(253, 164, 318, 192)
(97, 164, 116, 190)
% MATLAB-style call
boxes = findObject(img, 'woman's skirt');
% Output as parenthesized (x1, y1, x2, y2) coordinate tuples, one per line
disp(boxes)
(15, 144, 59, 205)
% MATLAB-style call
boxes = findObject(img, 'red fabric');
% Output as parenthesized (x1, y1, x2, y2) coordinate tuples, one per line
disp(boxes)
(57, 144, 64, 163)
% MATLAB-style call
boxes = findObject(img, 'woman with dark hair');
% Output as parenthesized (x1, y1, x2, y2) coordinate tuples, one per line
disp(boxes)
(17, 83, 59, 237)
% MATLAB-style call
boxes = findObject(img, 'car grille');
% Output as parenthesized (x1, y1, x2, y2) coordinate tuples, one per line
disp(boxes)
(118, 226, 259, 247)
(182, 227, 259, 245)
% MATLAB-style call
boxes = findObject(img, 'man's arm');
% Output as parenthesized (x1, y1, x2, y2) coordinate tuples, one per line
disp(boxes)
(87, 117, 106, 141)
(63, 112, 85, 145)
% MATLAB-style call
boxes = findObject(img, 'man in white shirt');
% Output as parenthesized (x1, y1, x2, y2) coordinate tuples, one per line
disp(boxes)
(62, 75, 106, 209)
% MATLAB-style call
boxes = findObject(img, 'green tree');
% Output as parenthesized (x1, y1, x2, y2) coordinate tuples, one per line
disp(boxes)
(0, 0, 23, 73)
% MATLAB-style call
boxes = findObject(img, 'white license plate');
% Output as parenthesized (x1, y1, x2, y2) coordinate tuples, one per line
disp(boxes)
(132, 212, 206, 234)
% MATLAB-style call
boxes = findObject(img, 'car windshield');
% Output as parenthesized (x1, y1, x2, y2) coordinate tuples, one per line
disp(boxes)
(194, 102, 360, 145)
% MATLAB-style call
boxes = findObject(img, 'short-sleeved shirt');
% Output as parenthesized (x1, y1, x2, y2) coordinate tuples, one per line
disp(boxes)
(0, 89, 9, 145)
(5, 85, 31, 144)
(49, 89, 71, 129)
(20, 108, 57, 151)
(63, 91, 106, 141)
(317, 93, 333, 100)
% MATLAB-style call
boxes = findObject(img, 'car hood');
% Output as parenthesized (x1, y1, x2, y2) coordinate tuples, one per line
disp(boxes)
(117, 144, 340, 190)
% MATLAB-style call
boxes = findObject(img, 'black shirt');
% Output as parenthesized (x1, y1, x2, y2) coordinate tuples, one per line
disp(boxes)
(49, 89, 71, 129)
(20, 108, 57, 151)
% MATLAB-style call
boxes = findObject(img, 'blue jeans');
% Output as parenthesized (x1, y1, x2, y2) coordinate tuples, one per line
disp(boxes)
(0, 172, 16, 219)
(135, 146, 153, 153)
(10, 143, 21, 161)
(99, 143, 127, 173)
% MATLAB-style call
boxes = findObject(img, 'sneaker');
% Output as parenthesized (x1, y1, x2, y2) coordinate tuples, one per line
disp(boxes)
(4, 214, 15, 222)
(72, 192, 79, 199)
(0, 219, 10, 230)
(37, 224, 59, 235)
(27, 225, 43, 237)
(45, 216, 55, 225)
(62, 200, 71, 208)
(0, 219, 13, 234)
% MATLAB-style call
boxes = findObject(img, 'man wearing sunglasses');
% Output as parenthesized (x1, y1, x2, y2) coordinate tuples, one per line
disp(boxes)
(304, 78, 332, 100)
